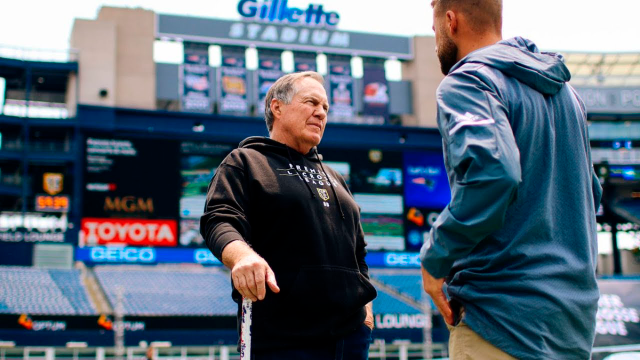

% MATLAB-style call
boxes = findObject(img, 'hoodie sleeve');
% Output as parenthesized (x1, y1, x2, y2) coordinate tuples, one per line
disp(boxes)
(200, 155, 252, 262)
(420, 68, 522, 279)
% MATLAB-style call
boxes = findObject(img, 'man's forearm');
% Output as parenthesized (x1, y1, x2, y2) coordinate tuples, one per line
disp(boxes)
(221, 240, 256, 269)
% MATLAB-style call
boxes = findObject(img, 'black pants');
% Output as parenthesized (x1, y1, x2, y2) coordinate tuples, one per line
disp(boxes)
(252, 324, 373, 360)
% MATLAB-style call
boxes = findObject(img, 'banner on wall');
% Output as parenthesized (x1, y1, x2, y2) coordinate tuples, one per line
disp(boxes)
(328, 56, 353, 121)
(218, 46, 249, 115)
(255, 49, 283, 116)
(293, 52, 317, 72)
(362, 59, 389, 125)
(181, 42, 211, 112)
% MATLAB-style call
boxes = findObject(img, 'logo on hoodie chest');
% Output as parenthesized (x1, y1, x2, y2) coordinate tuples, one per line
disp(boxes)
(277, 164, 339, 207)
(277, 164, 338, 186)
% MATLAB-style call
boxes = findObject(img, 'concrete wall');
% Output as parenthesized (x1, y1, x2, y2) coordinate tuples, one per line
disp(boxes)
(70, 19, 117, 107)
(70, 6, 156, 110)
(401, 36, 443, 128)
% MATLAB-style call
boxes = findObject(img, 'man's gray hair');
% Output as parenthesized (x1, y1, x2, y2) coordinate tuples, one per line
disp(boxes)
(264, 71, 324, 132)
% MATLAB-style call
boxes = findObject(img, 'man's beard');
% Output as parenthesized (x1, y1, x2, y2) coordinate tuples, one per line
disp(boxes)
(436, 33, 458, 75)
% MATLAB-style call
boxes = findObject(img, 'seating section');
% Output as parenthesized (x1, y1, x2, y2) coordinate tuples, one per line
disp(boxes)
(372, 287, 422, 314)
(0, 267, 96, 315)
(94, 266, 236, 316)
(370, 269, 424, 302)
(49, 269, 96, 315)
(0, 265, 430, 317)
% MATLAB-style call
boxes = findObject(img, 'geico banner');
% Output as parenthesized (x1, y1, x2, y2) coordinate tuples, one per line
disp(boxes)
(80, 218, 177, 247)
(89, 247, 156, 264)
(365, 252, 421, 268)
(75, 247, 222, 265)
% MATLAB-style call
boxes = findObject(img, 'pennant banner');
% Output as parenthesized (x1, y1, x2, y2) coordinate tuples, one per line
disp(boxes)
(256, 49, 283, 116)
(181, 42, 211, 112)
(218, 46, 249, 115)
(362, 59, 390, 124)
(328, 56, 353, 122)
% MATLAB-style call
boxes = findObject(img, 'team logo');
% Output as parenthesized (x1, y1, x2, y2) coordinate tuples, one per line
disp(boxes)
(43, 173, 63, 196)
(18, 314, 33, 330)
(316, 188, 330, 201)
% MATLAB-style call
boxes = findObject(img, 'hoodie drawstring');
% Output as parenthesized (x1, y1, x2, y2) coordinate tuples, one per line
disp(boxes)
(315, 148, 346, 220)
(286, 146, 316, 199)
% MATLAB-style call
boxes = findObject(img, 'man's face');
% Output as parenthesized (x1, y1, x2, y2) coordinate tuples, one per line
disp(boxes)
(276, 77, 329, 152)
(433, 9, 459, 75)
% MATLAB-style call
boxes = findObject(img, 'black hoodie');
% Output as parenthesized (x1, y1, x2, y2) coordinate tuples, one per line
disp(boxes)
(200, 136, 377, 349)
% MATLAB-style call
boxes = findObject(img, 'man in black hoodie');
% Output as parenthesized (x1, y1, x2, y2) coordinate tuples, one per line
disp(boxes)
(200, 71, 377, 360)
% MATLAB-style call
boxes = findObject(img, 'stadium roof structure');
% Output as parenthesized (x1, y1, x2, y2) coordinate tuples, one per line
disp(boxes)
(565, 52, 640, 87)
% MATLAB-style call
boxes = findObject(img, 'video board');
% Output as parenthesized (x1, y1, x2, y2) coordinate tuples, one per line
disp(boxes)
(79, 136, 450, 252)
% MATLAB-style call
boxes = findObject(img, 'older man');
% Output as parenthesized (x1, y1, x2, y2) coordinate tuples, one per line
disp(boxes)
(201, 71, 376, 360)
(420, 0, 602, 359)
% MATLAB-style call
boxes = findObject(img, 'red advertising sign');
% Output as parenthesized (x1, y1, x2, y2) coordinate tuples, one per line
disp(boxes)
(80, 218, 177, 247)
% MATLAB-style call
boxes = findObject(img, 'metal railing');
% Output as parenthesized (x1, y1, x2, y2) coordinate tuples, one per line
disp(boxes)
(0, 342, 637, 360)
(0, 45, 78, 63)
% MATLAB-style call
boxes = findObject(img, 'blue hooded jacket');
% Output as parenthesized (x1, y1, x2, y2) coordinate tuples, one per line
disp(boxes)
(420, 37, 602, 359)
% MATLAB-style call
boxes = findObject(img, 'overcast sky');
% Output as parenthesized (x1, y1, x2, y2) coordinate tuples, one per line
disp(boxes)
(0, 0, 638, 54)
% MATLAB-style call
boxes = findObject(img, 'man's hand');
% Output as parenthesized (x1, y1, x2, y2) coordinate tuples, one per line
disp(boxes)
(222, 241, 280, 302)
(364, 302, 374, 330)
(421, 265, 453, 325)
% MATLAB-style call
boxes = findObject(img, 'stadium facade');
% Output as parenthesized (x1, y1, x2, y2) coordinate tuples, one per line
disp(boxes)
(0, 3, 639, 355)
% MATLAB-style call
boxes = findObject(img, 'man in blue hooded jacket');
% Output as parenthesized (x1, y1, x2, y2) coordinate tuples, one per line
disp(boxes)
(420, 0, 603, 359)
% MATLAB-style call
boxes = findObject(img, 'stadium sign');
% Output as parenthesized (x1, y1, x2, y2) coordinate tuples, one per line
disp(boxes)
(76, 247, 222, 265)
(237, 0, 340, 28)
(0, 212, 67, 243)
(89, 247, 156, 264)
(574, 87, 640, 114)
(156, 15, 413, 59)
(375, 314, 428, 329)
(80, 218, 177, 247)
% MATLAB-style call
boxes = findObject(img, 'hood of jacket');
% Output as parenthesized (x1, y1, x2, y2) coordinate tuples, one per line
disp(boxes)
(239, 136, 321, 161)
(449, 37, 570, 96)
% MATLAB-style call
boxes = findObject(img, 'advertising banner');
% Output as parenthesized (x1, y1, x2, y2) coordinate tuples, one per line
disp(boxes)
(83, 136, 181, 224)
(80, 218, 178, 247)
(327, 55, 353, 121)
(75, 246, 222, 266)
(0, 212, 68, 243)
(255, 49, 283, 116)
(181, 42, 211, 112)
(403, 151, 451, 209)
(218, 46, 249, 115)
(293, 51, 317, 72)
(362, 58, 390, 125)
(179, 141, 233, 247)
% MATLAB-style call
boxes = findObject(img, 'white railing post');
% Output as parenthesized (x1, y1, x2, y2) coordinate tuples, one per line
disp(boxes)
(96, 347, 106, 360)
(220, 346, 229, 360)
(45, 348, 55, 360)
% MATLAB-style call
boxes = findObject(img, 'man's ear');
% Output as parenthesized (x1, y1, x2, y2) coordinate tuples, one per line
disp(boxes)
(271, 98, 282, 120)
(446, 10, 458, 35)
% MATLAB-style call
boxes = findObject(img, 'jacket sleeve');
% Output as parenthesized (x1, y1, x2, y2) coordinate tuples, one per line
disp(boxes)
(592, 167, 603, 212)
(200, 160, 252, 262)
(420, 69, 522, 279)
(355, 222, 370, 279)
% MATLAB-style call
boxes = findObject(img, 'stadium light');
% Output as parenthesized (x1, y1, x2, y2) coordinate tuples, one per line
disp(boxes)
(317, 53, 327, 75)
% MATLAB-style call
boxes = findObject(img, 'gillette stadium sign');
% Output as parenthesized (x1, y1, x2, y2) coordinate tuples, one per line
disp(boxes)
(156, 6, 412, 59)
(238, 0, 340, 28)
